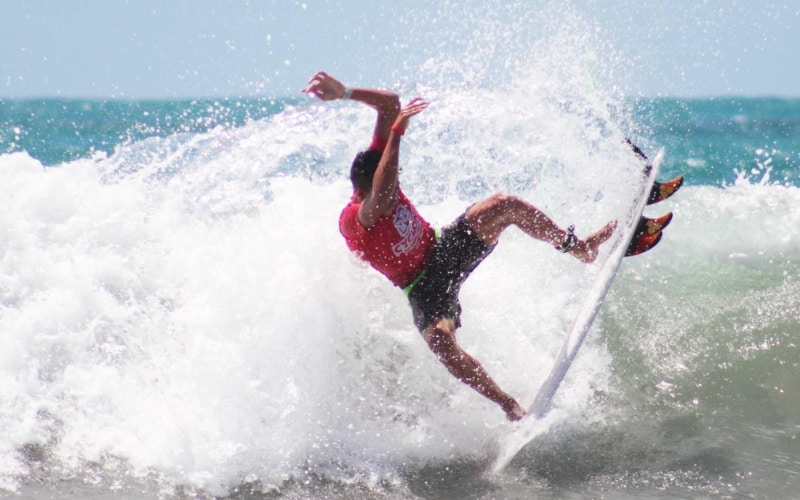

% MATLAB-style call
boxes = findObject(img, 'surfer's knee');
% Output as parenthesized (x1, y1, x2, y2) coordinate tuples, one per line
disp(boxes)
(481, 193, 526, 216)
(466, 193, 527, 243)
(423, 319, 458, 357)
(480, 194, 546, 228)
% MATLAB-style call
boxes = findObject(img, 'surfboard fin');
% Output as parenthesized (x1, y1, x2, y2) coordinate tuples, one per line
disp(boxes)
(638, 212, 672, 236)
(648, 176, 684, 205)
(625, 212, 672, 257)
(625, 228, 663, 257)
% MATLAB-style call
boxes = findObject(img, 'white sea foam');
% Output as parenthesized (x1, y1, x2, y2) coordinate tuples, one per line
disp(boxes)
(0, 75, 638, 493)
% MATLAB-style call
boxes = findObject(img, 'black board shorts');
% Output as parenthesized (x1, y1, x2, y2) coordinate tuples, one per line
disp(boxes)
(407, 214, 495, 332)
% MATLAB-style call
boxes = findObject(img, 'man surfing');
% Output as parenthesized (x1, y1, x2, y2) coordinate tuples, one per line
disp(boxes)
(303, 71, 617, 421)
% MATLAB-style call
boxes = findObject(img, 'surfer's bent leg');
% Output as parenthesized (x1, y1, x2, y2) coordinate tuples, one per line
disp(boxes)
(423, 318, 526, 421)
(465, 193, 616, 263)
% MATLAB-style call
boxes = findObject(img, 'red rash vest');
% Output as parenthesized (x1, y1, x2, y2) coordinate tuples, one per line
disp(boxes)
(339, 138, 436, 288)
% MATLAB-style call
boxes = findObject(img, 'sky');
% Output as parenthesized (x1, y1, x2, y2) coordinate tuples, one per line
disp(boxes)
(1, 0, 798, 99)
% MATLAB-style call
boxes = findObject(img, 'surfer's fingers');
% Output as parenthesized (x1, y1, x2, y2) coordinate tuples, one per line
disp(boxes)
(301, 80, 318, 94)
(307, 70, 329, 84)
(402, 98, 429, 116)
(301, 71, 330, 93)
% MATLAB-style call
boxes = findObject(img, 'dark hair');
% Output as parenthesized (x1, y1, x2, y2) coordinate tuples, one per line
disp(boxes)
(350, 150, 382, 191)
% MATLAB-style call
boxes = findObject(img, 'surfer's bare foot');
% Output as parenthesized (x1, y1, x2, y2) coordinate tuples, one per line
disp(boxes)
(502, 400, 527, 422)
(571, 220, 617, 264)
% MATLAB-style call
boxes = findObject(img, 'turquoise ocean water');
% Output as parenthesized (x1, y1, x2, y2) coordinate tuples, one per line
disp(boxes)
(2, 11, 800, 500)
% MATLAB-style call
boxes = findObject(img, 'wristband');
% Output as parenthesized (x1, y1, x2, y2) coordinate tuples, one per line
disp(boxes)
(341, 87, 353, 100)
(391, 124, 406, 135)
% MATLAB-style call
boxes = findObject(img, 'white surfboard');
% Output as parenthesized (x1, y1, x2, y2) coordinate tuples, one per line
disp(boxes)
(528, 150, 664, 418)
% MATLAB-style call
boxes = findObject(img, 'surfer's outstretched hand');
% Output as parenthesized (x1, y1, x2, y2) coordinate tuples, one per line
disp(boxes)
(302, 71, 345, 101)
(571, 220, 618, 264)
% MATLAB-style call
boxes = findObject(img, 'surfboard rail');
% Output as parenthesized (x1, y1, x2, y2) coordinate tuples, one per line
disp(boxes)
(527, 151, 664, 418)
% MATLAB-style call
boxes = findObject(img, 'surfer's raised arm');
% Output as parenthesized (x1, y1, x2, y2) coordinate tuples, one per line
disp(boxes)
(362, 98, 429, 225)
(302, 71, 400, 140)
(303, 71, 428, 227)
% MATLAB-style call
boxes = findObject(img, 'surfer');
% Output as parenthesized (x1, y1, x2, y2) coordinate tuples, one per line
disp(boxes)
(303, 71, 617, 421)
